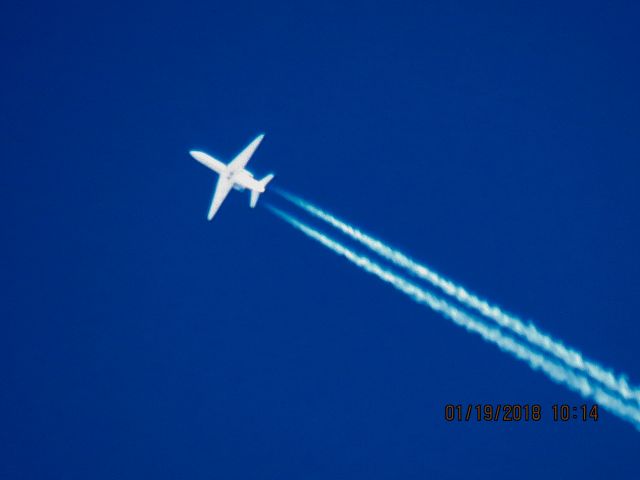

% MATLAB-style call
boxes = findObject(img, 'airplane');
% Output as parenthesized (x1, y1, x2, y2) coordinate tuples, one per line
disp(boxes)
(189, 134, 274, 220)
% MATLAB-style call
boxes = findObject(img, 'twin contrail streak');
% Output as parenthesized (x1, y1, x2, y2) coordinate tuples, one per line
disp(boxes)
(274, 189, 640, 409)
(265, 204, 640, 429)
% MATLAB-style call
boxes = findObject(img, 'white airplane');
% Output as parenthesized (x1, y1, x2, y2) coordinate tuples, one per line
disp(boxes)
(189, 134, 274, 220)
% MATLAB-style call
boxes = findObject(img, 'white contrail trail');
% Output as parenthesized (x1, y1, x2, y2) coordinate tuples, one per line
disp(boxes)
(274, 189, 640, 407)
(265, 204, 640, 430)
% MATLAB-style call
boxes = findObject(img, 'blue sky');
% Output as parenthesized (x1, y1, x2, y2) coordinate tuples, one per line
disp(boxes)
(3, 1, 640, 478)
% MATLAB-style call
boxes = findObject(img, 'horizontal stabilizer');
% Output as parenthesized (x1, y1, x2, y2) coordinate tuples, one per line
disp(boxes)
(249, 174, 275, 208)
(250, 190, 260, 208)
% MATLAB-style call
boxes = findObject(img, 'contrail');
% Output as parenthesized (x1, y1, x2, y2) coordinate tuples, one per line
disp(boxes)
(274, 189, 640, 408)
(265, 204, 640, 430)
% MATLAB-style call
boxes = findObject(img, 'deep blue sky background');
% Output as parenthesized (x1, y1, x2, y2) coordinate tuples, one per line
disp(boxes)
(3, 1, 640, 478)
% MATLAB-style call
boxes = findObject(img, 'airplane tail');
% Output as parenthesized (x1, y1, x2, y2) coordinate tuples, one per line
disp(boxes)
(250, 174, 275, 208)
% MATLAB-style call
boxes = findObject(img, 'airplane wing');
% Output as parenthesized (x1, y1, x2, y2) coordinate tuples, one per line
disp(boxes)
(207, 176, 234, 220)
(228, 134, 264, 172)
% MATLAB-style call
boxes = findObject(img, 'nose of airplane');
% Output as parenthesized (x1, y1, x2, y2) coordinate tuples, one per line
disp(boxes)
(189, 150, 207, 162)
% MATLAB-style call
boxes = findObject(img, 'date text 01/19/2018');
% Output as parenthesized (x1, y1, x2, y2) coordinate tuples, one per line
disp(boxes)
(444, 404, 599, 422)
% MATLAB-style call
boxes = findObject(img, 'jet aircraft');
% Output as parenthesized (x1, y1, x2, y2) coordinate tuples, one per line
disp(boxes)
(190, 134, 274, 220)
